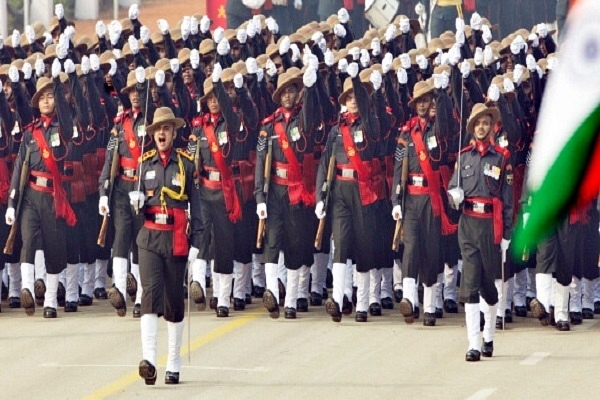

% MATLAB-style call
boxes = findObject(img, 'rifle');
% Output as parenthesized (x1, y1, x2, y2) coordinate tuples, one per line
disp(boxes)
(4, 143, 31, 255)
(392, 148, 409, 251)
(314, 144, 336, 250)
(97, 139, 120, 247)
(256, 135, 275, 249)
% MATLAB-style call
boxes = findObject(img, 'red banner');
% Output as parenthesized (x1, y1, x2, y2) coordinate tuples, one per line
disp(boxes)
(206, 0, 228, 29)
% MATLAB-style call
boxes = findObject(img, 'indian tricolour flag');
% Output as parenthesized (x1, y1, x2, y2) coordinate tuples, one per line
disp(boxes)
(514, 0, 600, 253)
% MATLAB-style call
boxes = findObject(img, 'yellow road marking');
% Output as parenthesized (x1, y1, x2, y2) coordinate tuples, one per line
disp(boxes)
(82, 312, 261, 400)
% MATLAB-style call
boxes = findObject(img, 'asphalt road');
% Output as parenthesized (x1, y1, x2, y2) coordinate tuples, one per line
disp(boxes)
(1, 293, 600, 400)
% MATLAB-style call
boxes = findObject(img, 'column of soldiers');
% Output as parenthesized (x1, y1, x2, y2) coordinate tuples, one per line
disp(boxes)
(0, 0, 598, 378)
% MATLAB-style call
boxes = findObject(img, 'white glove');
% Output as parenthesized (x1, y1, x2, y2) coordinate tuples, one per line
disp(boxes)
(500, 238, 511, 252)
(129, 191, 145, 210)
(349, 47, 360, 61)
(370, 70, 382, 91)
(96, 20, 107, 38)
(279, 35, 290, 55)
(399, 17, 410, 34)
(290, 44, 301, 63)
(213, 27, 225, 44)
(43, 32, 53, 47)
(334, 23, 346, 38)
(324, 49, 334, 67)
(188, 246, 199, 263)
(434, 49, 442, 65)
(63, 59, 75, 74)
(448, 44, 461, 65)
(199, 15, 210, 34)
(434, 73, 449, 89)
(237, 29, 247, 44)
(384, 24, 396, 42)
(157, 19, 170, 35)
(212, 62, 222, 82)
(392, 205, 402, 221)
(347, 62, 358, 78)
(110, 19, 123, 42)
(108, 59, 117, 76)
(11, 30, 20, 48)
(302, 44, 312, 67)
(140, 25, 150, 44)
(233, 73, 244, 89)
(440, 53, 450, 65)
(315, 201, 326, 220)
(447, 187, 464, 210)
(294, 0, 302, 10)
(536, 23, 548, 38)
(536, 65, 543, 79)
(56, 36, 68, 59)
(455, 29, 465, 46)
(460, 60, 470, 78)
(303, 66, 317, 88)
(400, 53, 411, 69)
(256, 68, 264, 82)
(181, 17, 191, 41)
(266, 17, 278, 34)
(256, 202, 267, 219)
(474, 47, 483, 66)
(5, 207, 15, 226)
(99, 196, 109, 216)
(371, 38, 381, 56)
(246, 57, 258, 74)
(155, 69, 165, 86)
(90, 54, 100, 71)
(22, 63, 32, 80)
(51, 58, 62, 78)
(483, 45, 494, 66)
(397, 67, 407, 85)
(217, 38, 229, 56)
(359, 49, 370, 68)
(55, 3, 64, 19)
(503, 78, 515, 93)
(246, 19, 257, 38)
(190, 49, 200, 69)
(81, 56, 90, 75)
(170, 58, 180, 73)
(317, 38, 327, 54)
(382, 53, 393, 74)
(190, 17, 199, 35)
(338, 8, 350, 24)
(129, 3, 139, 19)
(487, 84, 500, 102)
(547, 57, 558, 71)
(513, 64, 524, 85)
(338, 58, 348, 74)
(416, 54, 428, 70)
(25, 25, 35, 44)
(415, 2, 425, 16)
(128, 35, 139, 54)
(266, 59, 277, 77)
(528, 33, 539, 48)
(64, 25, 75, 41)
(308, 54, 319, 72)
(311, 31, 323, 44)
(526, 54, 537, 72)
(135, 66, 145, 84)
(455, 17, 465, 33)
(470, 12, 482, 30)
(35, 56, 45, 77)
(482, 25, 492, 44)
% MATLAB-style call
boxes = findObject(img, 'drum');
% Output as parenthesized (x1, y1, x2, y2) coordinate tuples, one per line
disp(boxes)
(365, 0, 400, 28)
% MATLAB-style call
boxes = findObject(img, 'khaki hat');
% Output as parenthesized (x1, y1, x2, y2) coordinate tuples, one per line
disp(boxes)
(326, 15, 339, 27)
(289, 32, 308, 45)
(99, 50, 116, 72)
(392, 15, 421, 36)
(44, 44, 57, 62)
(200, 78, 214, 102)
(231, 60, 247, 75)
(338, 77, 372, 105)
(120, 18, 133, 35)
(221, 67, 236, 83)
(408, 81, 434, 108)
(266, 43, 280, 59)
(224, 29, 236, 42)
(31, 77, 54, 107)
(199, 39, 215, 55)
(178, 48, 191, 66)
(120, 71, 139, 93)
(466, 103, 500, 135)
(256, 54, 269, 68)
(171, 28, 183, 42)
(486, 75, 515, 104)
(427, 38, 445, 58)
(48, 16, 61, 34)
(76, 35, 95, 53)
(31, 21, 46, 41)
(146, 107, 185, 133)
(0, 65, 9, 79)
(272, 70, 303, 104)
(433, 64, 451, 76)
(145, 66, 158, 80)
(151, 31, 164, 45)
(155, 58, 172, 73)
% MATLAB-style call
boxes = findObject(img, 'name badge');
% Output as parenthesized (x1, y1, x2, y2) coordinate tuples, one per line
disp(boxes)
(172, 172, 182, 187)
(145, 170, 156, 180)
(483, 163, 500, 180)
(137, 125, 145, 137)
(11, 122, 20, 136)
(427, 135, 438, 150)
(73, 126, 79, 138)
(50, 132, 60, 147)
(290, 126, 301, 142)
(353, 130, 364, 143)
(218, 131, 228, 145)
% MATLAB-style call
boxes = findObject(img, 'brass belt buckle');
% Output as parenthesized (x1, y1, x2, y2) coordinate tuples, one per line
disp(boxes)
(208, 170, 220, 181)
(341, 169, 354, 179)
(155, 213, 168, 224)
(125, 168, 135, 178)
(413, 176, 424, 187)
(275, 169, 287, 179)
(37, 176, 48, 186)
(473, 202, 485, 213)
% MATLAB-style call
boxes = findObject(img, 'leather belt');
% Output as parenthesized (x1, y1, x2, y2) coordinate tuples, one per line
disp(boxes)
(464, 200, 493, 214)
(336, 168, 357, 179)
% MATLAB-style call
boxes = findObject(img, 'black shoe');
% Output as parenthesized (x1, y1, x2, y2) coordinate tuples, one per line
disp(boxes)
(278, 279, 286, 307)
(369, 302, 382, 316)
(504, 309, 513, 323)
(296, 298, 308, 312)
(126, 273, 137, 302)
(20, 288, 35, 316)
(443, 299, 458, 313)
(399, 299, 414, 324)
(57, 282, 66, 307)
(526, 296, 533, 311)
(310, 291, 323, 306)
(495, 316, 505, 330)
(342, 295, 353, 315)
(139, 360, 157, 385)
(165, 371, 179, 384)
(482, 341, 494, 357)
(284, 307, 297, 319)
(381, 297, 394, 309)
(582, 308, 594, 319)
(355, 311, 368, 322)
(133, 304, 141, 318)
(253, 285, 265, 298)
(435, 307, 443, 319)
(413, 306, 420, 320)
(325, 298, 342, 323)
(34, 279, 46, 306)
(595, 301, 600, 315)
(423, 312, 436, 326)
(233, 298, 246, 311)
(107, 287, 127, 317)
(209, 297, 218, 310)
(43, 306, 57, 318)
(79, 294, 93, 306)
(216, 306, 229, 317)
(263, 290, 280, 319)
(322, 287, 328, 300)
(326, 268, 333, 288)
(556, 320, 570, 331)
(245, 294, 252, 305)
(8, 296, 21, 308)
(570, 311, 583, 325)
(94, 287, 108, 299)
(530, 298, 549, 326)
(64, 301, 78, 312)
(514, 305, 527, 317)
(394, 289, 403, 303)
(465, 350, 481, 362)
(190, 281, 206, 311)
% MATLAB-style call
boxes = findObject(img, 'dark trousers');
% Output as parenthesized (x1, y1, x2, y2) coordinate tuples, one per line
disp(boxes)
(373, 199, 394, 270)
(537, 219, 585, 286)
(112, 186, 144, 263)
(137, 227, 186, 322)
(458, 214, 499, 305)
(430, 5, 458, 39)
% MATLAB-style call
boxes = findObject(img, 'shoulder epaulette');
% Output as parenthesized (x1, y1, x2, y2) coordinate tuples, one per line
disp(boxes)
(142, 149, 156, 161)
(460, 144, 475, 154)
(493, 145, 510, 158)
(261, 114, 274, 126)
(176, 148, 194, 161)
(191, 116, 203, 128)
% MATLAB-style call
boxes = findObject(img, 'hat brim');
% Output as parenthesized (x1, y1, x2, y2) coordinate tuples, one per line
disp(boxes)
(467, 107, 500, 134)
(31, 81, 54, 108)
(408, 88, 434, 109)
(146, 117, 186, 133)
(272, 77, 303, 104)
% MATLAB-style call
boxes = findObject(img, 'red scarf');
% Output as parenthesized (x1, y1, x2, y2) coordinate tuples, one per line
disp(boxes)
(475, 139, 492, 156)
(31, 125, 77, 226)
(122, 114, 141, 165)
(339, 123, 377, 206)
